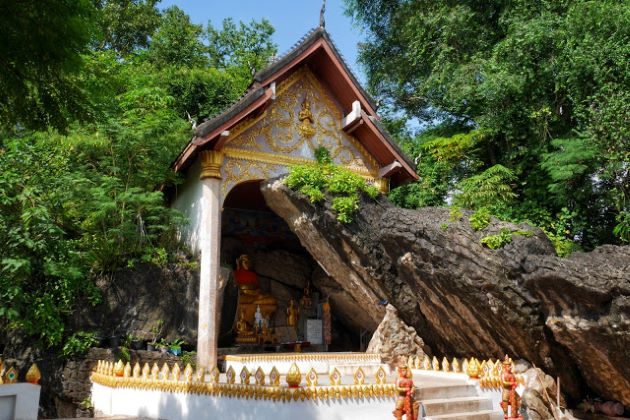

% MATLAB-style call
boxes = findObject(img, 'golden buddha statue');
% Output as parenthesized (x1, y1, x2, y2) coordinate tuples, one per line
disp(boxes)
(236, 309, 254, 336)
(298, 97, 316, 138)
(233, 254, 277, 344)
(286, 299, 299, 328)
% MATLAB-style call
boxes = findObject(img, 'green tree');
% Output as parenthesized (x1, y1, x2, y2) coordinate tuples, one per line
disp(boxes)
(0, 0, 96, 131)
(348, 0, 630, 248)
(94, 0, 162, 55)
(148, 6, 206, 68)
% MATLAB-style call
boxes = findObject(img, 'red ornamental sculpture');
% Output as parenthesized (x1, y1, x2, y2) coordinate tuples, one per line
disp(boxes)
(393, 363, 419, 420)
(500, 355, 523, 420)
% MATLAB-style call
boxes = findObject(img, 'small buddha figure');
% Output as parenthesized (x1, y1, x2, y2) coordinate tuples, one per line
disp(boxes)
(254, 305, 264, 329)
(500, 356, 523, 420)
(393, 363, 419, 420)
(236, 309, 254, 336)
(286, 299, 299, 328)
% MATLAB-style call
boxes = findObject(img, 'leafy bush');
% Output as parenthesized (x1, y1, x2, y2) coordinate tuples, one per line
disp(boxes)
(62, 331, 98, 357)
(469, 209, 491, 231)
(480, 228, 513, 249)
(284, 148, 380, 223)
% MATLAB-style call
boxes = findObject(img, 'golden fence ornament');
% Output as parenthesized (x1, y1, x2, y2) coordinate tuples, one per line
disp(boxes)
(254, 367, 265, 386)
(306, 368, 318, 387)
(4, 367, 18, 384)
(142, 363, 150, 379)
(208, 367, 218, 384)
(240, 367, 251, 385)
(452, 358, 461, 373)
(286, 363, 301, 387)
(25, 363, 41, 385)
(132, 363, 141, 379)
(269, 366, 280, 386)
(226, 366, 236, 384)
(123, 362, 132, 378)
(172, 363, 181, 382)
(150, 363, 159, 380)
(353, 367, 366, 385)
(431, 356, 440, 371)
(375, 365, 387, 385)
(329, 368, 342, 386)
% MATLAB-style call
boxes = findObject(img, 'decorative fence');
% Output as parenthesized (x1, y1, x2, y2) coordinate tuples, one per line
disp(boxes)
(91, 359, 396, 402)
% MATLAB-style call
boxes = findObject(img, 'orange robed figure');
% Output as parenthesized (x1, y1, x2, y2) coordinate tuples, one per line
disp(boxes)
(393, 363, 419, 420)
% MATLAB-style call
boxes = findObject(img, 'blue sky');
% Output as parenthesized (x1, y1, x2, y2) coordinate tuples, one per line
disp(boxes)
(158, 0, 366, 81)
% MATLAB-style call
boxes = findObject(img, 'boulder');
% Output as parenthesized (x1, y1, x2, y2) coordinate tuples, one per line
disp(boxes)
(260, 179, 630, 406)
(367, 304, 425, 367)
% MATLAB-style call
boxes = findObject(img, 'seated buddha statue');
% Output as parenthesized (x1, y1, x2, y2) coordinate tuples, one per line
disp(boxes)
(233, 254, 277, 344)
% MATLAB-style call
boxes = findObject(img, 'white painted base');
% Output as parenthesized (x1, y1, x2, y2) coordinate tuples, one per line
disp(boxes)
(0, 383, 41, 420)
(92, 383, 395, 420)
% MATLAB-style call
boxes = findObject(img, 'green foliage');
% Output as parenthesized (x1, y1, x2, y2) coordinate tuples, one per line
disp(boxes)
(0, 5, 278, 353)
(62, 331, 98, 358)
(614, 212, 630, 244)
(181, 351, 197, 369)
(148, 7, 206, 68)
(95, 0, 162, 55)
(454, 165, 517, 212)
(0, 0, 96, 130)
(480, 228, 513, 250)
(285, 151, 380, 223)
(348, 0, 629, 247)
(449, 207, 463, 222)
(439, 223, 449, 232)
(469, 209, 491, 231)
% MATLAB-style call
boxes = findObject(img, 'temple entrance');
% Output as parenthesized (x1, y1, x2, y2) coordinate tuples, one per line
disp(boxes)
(218, 180, 360, 354)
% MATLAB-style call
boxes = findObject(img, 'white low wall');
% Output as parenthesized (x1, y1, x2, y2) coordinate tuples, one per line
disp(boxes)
(93, 382, 395, 420)
(0, 383, 41, 420)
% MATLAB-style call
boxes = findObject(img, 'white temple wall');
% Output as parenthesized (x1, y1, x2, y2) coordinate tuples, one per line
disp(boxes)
(92, 383, 395, 420)
(0, 383, 41, 420)
(171, 159, 204, 255)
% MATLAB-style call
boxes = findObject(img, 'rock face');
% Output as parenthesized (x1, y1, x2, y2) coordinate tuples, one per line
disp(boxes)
(367, 304, 426, 367)
(261, 179, 630, 407)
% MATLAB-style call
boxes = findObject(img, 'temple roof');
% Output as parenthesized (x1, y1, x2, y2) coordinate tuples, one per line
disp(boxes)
(172, 27, 418, 184)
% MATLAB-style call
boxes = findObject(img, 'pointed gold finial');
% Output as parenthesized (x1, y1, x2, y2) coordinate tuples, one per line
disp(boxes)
(286, 363, 301, 387)
(142, 363, 150, 379)
(150, 362, 159, 380)
(160, 363, 171, 381)
(422, 355, 431, 370)
(432, 356, 440, 371)
(441, 357, 450, 372)
(452, 358, 461, 373)
(114, 360, 124, 377)
(306, 367, 318, 387)
(132, 362, 141, 378)
(184, 364, 194, 382)
(123, 362, 132, 378)
(172, 363, 181, 381)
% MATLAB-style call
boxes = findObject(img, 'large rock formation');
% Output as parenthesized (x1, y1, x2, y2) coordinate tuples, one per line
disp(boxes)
(261, 179, 630, 407)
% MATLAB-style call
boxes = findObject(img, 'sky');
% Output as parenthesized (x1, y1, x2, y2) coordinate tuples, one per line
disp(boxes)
(158, 0, 367, 81)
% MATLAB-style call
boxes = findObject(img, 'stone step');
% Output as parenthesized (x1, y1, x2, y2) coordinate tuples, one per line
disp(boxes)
(421, 396, 494, 416)
(416, 384, 478, 400)
(424, 409, 504, 420)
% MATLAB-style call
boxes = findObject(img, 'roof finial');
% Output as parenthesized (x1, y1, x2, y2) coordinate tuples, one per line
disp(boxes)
(319, 0, 326, 28)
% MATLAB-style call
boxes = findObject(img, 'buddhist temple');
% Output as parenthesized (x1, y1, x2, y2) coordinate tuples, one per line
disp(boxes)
(169, 27, 418, 370)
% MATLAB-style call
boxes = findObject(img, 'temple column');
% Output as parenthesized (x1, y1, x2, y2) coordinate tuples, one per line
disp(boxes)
(197, 150, 224, 370)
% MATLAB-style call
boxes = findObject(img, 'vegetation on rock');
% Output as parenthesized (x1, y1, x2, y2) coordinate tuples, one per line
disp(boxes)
(285, 148, 380, 223)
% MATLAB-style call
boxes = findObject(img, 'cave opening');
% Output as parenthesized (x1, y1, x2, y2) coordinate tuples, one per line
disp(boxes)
(218, 180, 362, 353)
